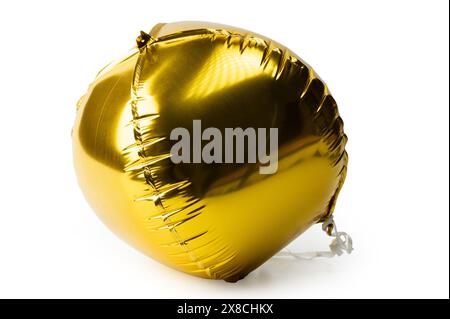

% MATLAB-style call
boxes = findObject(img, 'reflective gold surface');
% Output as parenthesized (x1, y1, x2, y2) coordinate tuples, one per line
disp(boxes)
(73, 21, 348, 282)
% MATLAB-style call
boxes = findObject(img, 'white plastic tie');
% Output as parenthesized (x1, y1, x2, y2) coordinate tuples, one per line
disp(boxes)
(276, 215, 353, 260)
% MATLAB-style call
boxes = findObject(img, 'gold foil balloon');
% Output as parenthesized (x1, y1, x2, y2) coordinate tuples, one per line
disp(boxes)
(73, 21, 348, 282)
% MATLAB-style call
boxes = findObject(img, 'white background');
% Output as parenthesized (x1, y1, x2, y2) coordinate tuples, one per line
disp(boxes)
(0, 0, 448, 299)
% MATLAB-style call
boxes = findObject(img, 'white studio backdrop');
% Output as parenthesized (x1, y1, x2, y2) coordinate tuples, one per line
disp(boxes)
(0, 0, 448, 298)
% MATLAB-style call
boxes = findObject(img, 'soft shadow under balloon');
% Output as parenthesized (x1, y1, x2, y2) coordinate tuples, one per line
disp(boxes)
(234, 256, 335, 287)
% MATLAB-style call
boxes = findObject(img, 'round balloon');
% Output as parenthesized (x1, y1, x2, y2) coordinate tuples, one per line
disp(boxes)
(73, 21, 348, 282)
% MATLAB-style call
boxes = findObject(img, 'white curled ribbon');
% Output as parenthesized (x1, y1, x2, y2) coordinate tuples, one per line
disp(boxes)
(276, 215, 353, 260)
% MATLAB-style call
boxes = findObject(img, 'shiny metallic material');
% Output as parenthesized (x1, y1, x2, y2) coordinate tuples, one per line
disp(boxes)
(73, 21, 348, 282)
